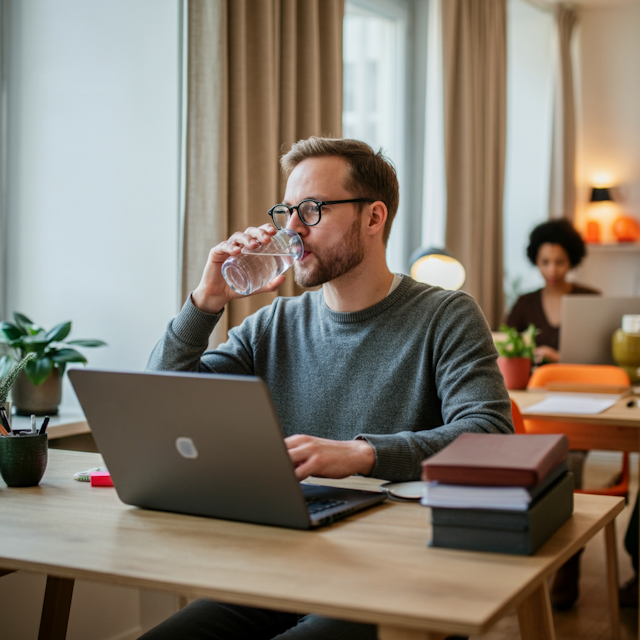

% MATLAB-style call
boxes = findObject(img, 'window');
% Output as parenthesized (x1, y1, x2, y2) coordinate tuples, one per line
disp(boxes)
(343, 0, 411, 273)
(503, 0, 555, 309)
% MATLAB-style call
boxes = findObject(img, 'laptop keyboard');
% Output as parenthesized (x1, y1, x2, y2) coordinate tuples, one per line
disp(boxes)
(306, 498, 348, 514)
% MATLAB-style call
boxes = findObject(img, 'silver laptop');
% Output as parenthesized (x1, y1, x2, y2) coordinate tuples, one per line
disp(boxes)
(68, 369, 386, 529)
(559, 296, 640, 365)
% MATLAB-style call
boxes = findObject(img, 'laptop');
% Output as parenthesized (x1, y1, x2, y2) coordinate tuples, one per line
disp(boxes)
(559, 296, 640, 365)
(68, 369, 387, 529)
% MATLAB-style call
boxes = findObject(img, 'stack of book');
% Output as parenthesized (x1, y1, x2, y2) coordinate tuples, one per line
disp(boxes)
(421, 433, 573, 555)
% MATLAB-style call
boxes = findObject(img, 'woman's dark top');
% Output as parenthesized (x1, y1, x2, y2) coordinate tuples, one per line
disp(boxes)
(506, 284, 600, 350)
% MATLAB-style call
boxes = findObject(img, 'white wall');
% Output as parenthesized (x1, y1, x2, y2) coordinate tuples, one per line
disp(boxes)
(1, 1, 183, 638)
(575, 0, 640, 225)
(6, 0, 182, 413)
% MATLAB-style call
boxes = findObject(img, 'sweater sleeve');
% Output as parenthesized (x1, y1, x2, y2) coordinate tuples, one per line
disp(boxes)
(146, 295, 257, 375)
(359, 292, 514, 481)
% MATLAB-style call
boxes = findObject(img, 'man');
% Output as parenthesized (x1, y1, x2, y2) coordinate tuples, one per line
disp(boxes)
(142, 137, 513, 639)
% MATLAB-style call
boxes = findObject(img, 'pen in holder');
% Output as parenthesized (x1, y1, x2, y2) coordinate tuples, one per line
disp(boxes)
(0, 432, 48, 487)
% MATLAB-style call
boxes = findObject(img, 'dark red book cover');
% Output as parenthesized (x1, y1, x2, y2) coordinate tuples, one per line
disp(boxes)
(421, 433, 569, 487)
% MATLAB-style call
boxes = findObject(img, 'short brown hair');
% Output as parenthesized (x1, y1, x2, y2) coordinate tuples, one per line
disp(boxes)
(280, 137, 399, 244)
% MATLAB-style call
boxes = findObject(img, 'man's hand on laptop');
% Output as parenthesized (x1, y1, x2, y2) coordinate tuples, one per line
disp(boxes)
(192, 224, 286, 314)
(285, 435, 376, 480)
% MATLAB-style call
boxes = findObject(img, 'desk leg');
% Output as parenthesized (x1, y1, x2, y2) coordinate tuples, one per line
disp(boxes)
(516, 581, 556, 640)
(604, 520, 621, 640)
(38, 575, 75, 640)
(378, 626, 447, 640)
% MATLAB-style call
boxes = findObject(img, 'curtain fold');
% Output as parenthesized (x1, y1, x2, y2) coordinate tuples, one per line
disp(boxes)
(183, 0, 343, 345)
(442, 0, 507, 329)
(549, 4, 577, 221)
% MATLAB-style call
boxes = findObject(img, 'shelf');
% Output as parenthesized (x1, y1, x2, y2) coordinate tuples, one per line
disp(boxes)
(586, 242, 640, 252)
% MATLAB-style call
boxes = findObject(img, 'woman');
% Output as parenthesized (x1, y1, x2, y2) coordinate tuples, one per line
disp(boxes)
(507, 219, 599, 364)
(506, 219, 599, 611)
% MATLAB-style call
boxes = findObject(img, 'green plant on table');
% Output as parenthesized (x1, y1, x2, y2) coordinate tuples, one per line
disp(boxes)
(0, 312, 107, 385)
(494, 324, 537, 360)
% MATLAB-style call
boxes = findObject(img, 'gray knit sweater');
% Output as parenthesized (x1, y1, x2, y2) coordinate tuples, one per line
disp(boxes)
(147, 275, 513, 481)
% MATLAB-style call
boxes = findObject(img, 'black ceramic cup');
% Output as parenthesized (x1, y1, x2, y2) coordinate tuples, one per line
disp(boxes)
(0, 433, 48, 487)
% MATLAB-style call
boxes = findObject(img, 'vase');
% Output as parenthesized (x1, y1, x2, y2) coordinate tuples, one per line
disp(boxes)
(612, 315, 640, 384)
(11, 368, 62, 416)
(497, 356, 531, 390)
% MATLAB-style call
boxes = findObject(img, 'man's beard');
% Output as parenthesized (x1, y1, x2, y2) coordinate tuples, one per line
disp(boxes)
(293, 216, 365, 288)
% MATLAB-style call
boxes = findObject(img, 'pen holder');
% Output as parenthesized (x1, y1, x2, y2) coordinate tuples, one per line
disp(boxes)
(0, 433, 48, 487)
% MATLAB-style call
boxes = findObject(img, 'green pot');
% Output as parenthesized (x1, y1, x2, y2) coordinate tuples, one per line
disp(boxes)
(11, 368, 62, 416)
(612, 329, 640, 384)
(0, 433, 48, 487)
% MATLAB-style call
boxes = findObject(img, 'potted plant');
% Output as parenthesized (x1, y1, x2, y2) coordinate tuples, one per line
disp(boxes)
(0, 312, 106, 415)
(494, 324, 537, 390)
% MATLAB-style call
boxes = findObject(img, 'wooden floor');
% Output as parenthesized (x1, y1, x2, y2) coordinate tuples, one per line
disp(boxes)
(473, 451, 639, 640)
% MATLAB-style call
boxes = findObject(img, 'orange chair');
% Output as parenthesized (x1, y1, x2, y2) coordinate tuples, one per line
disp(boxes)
(524, 363, 631, 499)
(510, 397, 526, 434)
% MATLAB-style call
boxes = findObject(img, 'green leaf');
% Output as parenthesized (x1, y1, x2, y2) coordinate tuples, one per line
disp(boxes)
(51, 348, 87, 364)
(20, 337, 51, 357)
(22, 331, 47, 343)
(0, 322, 24, 340)
(45, 321, 72, 343)
(25, 356, 53, 386)
(13, 312, 34, 329)
(66, 339, 107, 348)
(494, 323, 537, 359)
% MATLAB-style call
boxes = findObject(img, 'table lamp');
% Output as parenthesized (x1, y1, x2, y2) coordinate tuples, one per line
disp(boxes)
(409, 247, 466, 290)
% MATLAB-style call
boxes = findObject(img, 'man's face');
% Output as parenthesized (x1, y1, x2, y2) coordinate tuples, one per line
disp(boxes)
(283, 156, 366, 288)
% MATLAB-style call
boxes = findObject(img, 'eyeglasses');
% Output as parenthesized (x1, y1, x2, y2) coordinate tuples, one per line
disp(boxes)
(267, 198, 375, 230)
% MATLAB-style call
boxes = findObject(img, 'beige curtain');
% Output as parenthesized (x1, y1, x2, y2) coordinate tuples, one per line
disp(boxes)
(441, 0, 507, 329)
(183, 0, 344, 346)
(549, 5, 577, 221)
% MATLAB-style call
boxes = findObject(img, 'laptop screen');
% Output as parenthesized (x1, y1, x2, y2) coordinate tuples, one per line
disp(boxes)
(559, 296, 640, 365)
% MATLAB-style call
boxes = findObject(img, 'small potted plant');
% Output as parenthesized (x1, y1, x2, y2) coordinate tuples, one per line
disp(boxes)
(0, 312, 106, 415)
(494, 324, 537, 390)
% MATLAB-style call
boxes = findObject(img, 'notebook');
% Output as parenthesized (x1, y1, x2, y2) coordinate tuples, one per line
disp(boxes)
(420, 432, 569, 487)
(560, 296, 640, 365)
(68, 369, 386, 529)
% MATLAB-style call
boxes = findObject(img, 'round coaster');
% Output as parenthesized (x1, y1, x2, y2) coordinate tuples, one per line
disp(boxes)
(379, 481, 427, 500)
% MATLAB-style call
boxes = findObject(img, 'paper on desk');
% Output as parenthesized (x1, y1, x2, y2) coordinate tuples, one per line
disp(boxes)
(522, 393, 617, 416)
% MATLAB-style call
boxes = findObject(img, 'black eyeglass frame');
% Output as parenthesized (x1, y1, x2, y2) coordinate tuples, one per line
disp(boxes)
(267, 198, 375, 229)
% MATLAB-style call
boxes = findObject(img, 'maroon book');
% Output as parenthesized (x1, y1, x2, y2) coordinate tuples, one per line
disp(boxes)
(421, 433, 569, 487)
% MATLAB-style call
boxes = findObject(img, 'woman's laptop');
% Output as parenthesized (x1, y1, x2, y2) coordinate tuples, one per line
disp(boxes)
(560, 296, 640, 364)
(68, 369, 386, 529)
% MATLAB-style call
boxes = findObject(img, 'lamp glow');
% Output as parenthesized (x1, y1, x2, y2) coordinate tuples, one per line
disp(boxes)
(592, 173, 613, 188)
(409, 249, 466, 291)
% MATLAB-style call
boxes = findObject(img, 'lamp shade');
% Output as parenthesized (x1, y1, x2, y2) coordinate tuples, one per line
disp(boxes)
(409, 247, 466, 291)
(590, 187, 612, 202)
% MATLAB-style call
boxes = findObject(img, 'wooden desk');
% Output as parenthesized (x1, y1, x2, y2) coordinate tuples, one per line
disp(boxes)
(0, 450, 624, 640)
(511, 389, 640, 630)
(509, 390, 640, 452)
